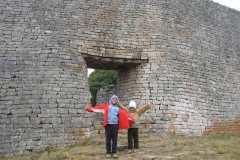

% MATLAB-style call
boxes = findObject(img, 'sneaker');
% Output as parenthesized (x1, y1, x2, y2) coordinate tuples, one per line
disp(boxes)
(134, 149, 138, 153)
(128, 149, 132, 154)
(112, 153, 118, 158)
(106, 154, 111, 158)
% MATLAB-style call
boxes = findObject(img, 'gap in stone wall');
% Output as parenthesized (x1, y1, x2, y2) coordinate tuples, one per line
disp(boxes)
(85, 56, 147, 136)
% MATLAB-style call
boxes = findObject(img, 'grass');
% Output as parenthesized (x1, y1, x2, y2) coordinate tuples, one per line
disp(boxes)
(0, 133, 240, 160)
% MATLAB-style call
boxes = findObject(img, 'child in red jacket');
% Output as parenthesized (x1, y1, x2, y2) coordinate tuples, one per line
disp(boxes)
(86, 95, 135, 158)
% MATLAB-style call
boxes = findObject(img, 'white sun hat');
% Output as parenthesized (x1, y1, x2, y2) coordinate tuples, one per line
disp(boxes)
(129, 100, 136, 109)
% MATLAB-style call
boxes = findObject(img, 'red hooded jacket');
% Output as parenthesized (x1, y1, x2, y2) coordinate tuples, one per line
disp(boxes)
(86, 103, 135, 130)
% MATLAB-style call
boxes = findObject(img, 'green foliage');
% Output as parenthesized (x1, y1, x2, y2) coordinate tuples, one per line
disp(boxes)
(88, 69, 118, 106)
(67, 142, 80, 149)
(79, 138, 94, 146)
(46, 146, 58, 157)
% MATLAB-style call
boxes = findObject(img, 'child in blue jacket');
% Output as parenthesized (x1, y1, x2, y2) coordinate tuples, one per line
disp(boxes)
(86, 95, 135, 158)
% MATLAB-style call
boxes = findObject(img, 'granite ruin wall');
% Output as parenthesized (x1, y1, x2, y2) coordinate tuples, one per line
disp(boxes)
(1, 0, 240, 157)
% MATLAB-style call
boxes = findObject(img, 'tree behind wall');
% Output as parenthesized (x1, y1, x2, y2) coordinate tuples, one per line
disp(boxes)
(88, 70, 118, 106)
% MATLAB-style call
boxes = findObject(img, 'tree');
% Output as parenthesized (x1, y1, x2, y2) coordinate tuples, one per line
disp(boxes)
(88, 69, 118, 106)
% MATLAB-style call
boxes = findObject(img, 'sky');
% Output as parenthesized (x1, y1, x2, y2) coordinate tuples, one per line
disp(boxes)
(88, 68, 94, 77)
(87, 0, 239, 77)
(212, 0, 240, 11)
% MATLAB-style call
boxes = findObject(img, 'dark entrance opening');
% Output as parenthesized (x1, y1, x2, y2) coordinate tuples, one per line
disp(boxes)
(82, 54, 148, 70)
(83, 54, 148, 105)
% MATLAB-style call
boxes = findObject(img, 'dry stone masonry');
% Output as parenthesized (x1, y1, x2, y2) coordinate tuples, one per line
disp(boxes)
(1, 0, 240, 157)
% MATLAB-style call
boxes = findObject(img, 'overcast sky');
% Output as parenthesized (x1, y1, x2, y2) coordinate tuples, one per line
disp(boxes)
(87, 0, 240, 76)
(212, 0, 240, 11)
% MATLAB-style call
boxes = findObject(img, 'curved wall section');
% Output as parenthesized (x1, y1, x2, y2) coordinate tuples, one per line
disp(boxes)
(1, 0, 240, 157)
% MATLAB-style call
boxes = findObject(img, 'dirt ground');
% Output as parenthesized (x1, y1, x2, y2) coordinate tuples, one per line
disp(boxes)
(1, 132, 240, 160)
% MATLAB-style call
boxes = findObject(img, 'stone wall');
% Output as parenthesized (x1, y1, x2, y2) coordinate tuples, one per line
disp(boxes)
(96, 85, 117, 105)
(0, 0, 94, 157)
(114, 1, 240, 136)
(1, 0, 240, 157)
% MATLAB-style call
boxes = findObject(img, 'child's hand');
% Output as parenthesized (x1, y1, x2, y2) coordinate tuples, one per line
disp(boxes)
(148, 101, 152, 105)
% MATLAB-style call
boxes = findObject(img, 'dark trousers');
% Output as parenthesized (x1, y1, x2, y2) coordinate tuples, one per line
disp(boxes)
(105, 124, 118, 154)
(128, 128, 139, 149)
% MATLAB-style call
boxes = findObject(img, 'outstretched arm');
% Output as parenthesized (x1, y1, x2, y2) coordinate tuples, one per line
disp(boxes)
(136, 101, 152, 116)
(118, 102, 128, 113)
(85, 103, 109, 113)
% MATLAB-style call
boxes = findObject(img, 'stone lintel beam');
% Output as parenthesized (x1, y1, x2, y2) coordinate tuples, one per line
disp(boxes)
(82, 53, 148, 70)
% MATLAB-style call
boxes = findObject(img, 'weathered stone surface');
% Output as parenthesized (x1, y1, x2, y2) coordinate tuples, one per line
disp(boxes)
(1, 0, 240, 157)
